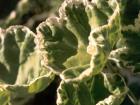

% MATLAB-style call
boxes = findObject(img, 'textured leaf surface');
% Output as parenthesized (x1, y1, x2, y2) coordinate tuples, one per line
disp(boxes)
(36, 0, 121, 83)
(57, 73, 127, 105)
(0, 26, 54, 105)
(0, 0, 140, 105)
(35, 0, 127, 104)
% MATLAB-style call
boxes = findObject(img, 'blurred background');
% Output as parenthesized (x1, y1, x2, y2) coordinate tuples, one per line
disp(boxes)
(0, 0, 63, 31)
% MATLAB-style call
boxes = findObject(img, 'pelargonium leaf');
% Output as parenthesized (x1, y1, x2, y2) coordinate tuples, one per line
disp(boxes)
(36, 0, 121, 83)
(108, 14, 140, 103)
(36, 17, 78, 73)
(57, 73, 127, 105)
(96, 73, 127, 105)
(0, 26, 54, 105)
(110, 12, 140, 73)
(57, 80, 95, 105)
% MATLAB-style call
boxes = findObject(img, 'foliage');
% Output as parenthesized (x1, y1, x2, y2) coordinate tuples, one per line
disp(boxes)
(0, 0, 140, 105)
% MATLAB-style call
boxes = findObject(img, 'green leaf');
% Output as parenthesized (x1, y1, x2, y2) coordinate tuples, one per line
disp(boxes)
(36, 0, 121, 83)
(36, 18, 78, 73)
(57, 81, 94, 105)
(57, 73, 127, 105)
(0, 26, 54, 105)
(110, 14, 140, 73)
